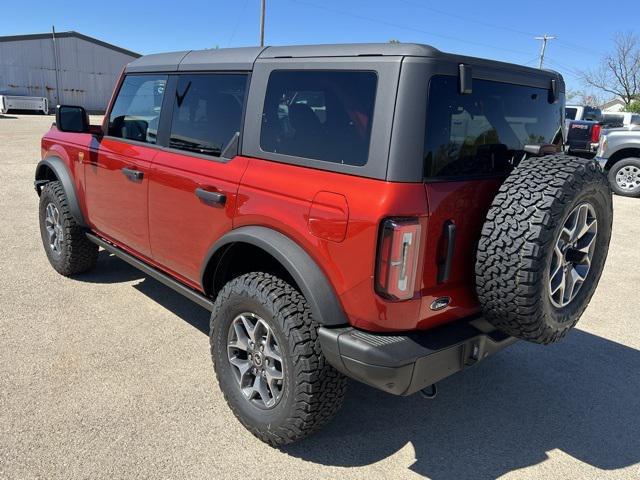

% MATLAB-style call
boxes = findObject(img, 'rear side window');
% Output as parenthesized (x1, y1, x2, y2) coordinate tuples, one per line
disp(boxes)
(260, 70, 377, 166)
(602, 114, 625, 127)
(424, 76, 564, 179)
(565, 107, 577, 120)
(169, 74, 248, 157)
(108, 74, 167, 144)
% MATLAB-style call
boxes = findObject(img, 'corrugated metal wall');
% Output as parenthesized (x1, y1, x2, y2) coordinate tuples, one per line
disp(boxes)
(0, 36, 137, 112)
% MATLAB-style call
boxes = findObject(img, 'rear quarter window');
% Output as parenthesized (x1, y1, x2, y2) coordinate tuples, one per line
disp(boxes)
(259, 70, 377, 166)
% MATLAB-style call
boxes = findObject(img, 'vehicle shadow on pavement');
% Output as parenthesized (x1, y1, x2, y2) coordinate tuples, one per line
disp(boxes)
(76, 254, 640, 478)
(0, 115, 18, 119)
(284, 331, 640, 478)
(76, 251, 147, 285)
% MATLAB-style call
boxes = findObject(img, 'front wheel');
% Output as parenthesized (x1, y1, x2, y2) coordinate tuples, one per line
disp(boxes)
(210, 272, 346, 446)
(608, 157, 640, 197)
(38, 181, 98, 276)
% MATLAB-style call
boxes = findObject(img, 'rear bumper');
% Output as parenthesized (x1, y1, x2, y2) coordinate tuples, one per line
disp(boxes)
(319, 317, 516, 396)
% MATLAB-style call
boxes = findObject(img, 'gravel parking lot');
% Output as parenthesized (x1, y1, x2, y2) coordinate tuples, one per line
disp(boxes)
(1, 113, 639, 479)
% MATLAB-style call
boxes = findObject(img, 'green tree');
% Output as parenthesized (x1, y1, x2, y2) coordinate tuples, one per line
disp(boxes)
(628, 100, 640, 113)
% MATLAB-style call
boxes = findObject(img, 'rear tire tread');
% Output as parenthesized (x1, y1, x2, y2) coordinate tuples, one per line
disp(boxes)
(210, 272, 346, 446)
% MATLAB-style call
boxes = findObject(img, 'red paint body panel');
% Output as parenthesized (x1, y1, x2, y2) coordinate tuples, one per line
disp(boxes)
(308, 191, 349, 242)
(418, 179, 503, 329)
(147, 152, 249, 284)
(84, 137, 157, 257)
(40, 128, 502, 333)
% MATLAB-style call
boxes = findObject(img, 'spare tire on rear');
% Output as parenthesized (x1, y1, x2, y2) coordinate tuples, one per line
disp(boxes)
(475, 154, 612, 344)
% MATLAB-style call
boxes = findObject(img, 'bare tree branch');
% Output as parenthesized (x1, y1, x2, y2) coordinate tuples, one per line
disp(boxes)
(581, 31, 640, 106)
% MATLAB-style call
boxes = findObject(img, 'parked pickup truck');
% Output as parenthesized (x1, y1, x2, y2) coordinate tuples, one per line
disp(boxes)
(597, 127, 640, 197)
(0, 94, 49, 115)
(566, 119, 602, 157)
(565, 104, 602, 122)
(601, 111, 640, 129)
(34, 43, 613, 446)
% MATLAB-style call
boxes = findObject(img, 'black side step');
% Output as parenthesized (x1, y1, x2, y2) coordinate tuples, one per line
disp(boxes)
(86, 233, 214, 311)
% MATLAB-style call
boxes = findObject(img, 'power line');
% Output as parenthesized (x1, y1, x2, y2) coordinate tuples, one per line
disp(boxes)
(290, 0, 534, 58)
(534, 34, 556, 68)
(398, 0, 537, 38)
(399, 1, 600, 57)
(227, 0, 249, 47)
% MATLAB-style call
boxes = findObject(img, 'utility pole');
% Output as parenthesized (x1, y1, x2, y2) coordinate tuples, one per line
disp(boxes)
(259, 0, 266, 47)
(51, 26, 62, 105)
(534, 34, 556, 69)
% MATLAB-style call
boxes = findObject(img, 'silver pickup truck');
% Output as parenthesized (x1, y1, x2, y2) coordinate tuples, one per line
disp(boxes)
(596, 126, 640, 197)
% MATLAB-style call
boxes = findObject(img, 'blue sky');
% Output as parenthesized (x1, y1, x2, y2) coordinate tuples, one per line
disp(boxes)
(3, 0, 639, 94)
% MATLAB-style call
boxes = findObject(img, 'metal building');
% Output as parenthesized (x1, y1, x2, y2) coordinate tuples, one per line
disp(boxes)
(0, 31, 140, 112)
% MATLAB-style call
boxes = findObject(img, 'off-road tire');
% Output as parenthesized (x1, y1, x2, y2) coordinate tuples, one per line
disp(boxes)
(210, 272, 347, 446)
(608, 157, 640, 198)
(38, 181, 98, 276)
(476, 154, 612, 344)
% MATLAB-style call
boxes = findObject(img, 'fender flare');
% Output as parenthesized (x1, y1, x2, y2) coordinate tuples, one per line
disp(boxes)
(202, 226, 348, 327)
(35, 157, 88, 228)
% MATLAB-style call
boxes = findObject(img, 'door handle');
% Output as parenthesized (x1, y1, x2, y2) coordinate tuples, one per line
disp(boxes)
(437, 220, 456, 283)
(121, 167, 144, 181)
(195, 187, 226, 207)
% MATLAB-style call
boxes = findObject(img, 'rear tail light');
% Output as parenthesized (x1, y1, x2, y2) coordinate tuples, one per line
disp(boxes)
(591, 124, 602, 143)
(375, 218, 421, 300)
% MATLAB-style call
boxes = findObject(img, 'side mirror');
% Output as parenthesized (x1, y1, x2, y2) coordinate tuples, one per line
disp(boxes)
(56, 105, 90, 133)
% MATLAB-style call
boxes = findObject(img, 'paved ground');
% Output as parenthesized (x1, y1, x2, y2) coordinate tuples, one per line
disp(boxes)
(1, 113, 639, 480)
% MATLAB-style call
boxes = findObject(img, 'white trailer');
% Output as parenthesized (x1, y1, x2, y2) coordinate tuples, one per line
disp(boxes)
(0, 95, 49, 114)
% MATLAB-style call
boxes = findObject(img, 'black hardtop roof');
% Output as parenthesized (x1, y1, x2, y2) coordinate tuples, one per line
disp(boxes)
(125, 43, 561, 84)
(126, 43, 439, 72)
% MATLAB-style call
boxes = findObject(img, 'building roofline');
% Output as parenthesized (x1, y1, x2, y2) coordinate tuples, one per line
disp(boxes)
(0, 31, 141, 58)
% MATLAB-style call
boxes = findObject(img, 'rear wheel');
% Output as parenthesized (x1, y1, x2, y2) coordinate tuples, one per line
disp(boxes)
(210, 272, 346, 446)
(608, 157, 640, 197)
(38, 181, 98, 276)
(476, 154, 612, 344)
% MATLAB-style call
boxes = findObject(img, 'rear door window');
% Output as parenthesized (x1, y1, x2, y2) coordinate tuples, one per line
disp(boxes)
(424, 76, 564, 179)
(260, 70, 377, 166)
(168, 74, 248, 157)
(108, 74, 167, 144)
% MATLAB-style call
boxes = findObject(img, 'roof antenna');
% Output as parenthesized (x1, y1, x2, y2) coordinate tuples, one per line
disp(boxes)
(260, 0, 266, 47)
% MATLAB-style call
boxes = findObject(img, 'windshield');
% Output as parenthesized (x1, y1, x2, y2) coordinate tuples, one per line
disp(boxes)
(566, 107, 577, 120)
(424, 76, 564, 179)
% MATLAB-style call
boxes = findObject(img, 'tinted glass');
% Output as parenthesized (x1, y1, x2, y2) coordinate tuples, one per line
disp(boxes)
(424, 76, 564, 179)
(566, 107, 577, 120)
(260, 70, 377, 166)
(631, 115, 640, 126)
(169, 74, 248, 157)
(602, 114, 625, 127)
(583, 106, 601, 121)
(109, 75, 167, 144)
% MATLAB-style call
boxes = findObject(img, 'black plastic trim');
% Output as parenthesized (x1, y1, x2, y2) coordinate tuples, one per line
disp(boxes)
(319, 317, 516, 396)
(201, 226, 347, 327)
(86, 233, 214, 311)
(34, 157, 87, 228)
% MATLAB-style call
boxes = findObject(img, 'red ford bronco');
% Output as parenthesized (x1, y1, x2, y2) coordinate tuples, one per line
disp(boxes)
(35, 43, 612, 446)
